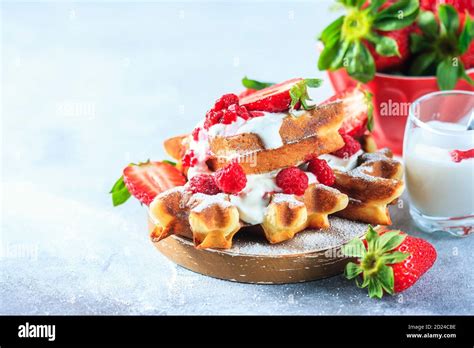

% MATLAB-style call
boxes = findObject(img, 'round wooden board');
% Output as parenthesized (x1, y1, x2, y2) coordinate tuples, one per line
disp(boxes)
(150, 217, 368, 284)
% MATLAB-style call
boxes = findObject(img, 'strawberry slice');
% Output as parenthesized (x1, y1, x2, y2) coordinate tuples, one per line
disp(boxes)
(122, 161, 186, 206)
(239, 78, 303, 112)
(238, 88, 257, 99)
(321, 86, 373, 137)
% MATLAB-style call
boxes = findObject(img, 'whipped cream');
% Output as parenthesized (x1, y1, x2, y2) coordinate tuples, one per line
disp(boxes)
(306, 171, 317, 184)
(208, 112, 288, 149)
(230, 171, 281, 225)
(228, 169, 318, 225)
(319, 149, 363, 172)
(187, 121, 212, 179)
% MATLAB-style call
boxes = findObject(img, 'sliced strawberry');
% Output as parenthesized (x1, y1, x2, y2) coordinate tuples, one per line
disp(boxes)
(322, 86, 373, 137)
(239, 78, 302, 112)
(123, 161, 186, 205)
(238, 88, 257, 99)
(450, 148, 474, 162)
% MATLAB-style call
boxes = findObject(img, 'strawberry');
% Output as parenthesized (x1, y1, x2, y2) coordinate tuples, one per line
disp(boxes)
(460, 13, 474, 69)
(366, 26, 413, 71)
(238, 76, 274, 99)
(461, 41, 474, 68)
(450, 148, 474, 162)
(111, 161, 186, 206)
(239, 78, 322, 112)
(420, 0, 436, 11)
(318, 0, 420, 82)
(321, 86, 374, 136)
(238, 88, 257, 99)
(239, 78, 301, 112)
(444, 0, 474, 16)
(342, 226, 437, 298)
(419, 0, 474, 13)
(409, 5, 474, 89)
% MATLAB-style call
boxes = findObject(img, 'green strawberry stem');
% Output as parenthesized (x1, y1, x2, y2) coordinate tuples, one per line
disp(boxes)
(318, 0, 420, 83)
(289, 78, 323, 113)
(242, 76, 274, 90)
(341, 226, 410, 299)
(110, 175, 131, 206)
(410, 5, 474, 90)
(110, 160, 150, 207)
(363, 89, 375, 132)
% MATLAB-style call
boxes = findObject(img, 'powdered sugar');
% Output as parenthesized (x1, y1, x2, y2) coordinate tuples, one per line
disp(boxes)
(188, 193, 232, 213)
(156, 186, 186, 199)
(229, 217, 367, 256)
(271, 193, 304, 208)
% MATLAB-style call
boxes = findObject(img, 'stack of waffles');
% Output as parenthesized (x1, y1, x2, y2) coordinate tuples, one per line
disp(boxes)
(149, 79, 404, 249)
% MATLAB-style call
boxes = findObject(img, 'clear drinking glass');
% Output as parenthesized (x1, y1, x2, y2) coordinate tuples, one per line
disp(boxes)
(403, 91, 474, 236)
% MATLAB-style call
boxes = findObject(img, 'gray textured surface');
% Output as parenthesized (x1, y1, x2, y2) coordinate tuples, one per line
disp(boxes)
(1, 1, 473, 315)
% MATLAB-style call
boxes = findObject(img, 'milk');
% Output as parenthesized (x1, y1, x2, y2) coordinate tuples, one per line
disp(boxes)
(405, 121, 474, 217)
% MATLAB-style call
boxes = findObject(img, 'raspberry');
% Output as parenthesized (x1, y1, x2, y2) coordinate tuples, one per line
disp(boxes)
(332, 134, 361, 159)
(276, 167, 308, 195)
(192, 127, 201, 141)
(228, 103, 251, 120)
(213, 94, 239, 111)
(214, 162, 247, 194)
(307, 158, 335, 186)
(221, 108, 238, 124)
(182, 150, 197, 167)
(203, 94, 254, 129)
(188, 174, 221, 195)
(204, 110, 223, 129)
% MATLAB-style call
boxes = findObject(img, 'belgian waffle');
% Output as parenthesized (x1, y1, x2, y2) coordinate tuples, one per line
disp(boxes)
(207, 103, 344, 174)
(333, 148, 404, 225)
(151, 82, 403, 250)
(149, 183, 348, 249)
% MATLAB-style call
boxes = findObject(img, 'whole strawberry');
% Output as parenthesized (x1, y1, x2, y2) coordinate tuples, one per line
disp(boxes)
(318, 0, 420, 82)
(426, 0, 474, 15)
(342, 226, 437, 298)
(366, 26, 413, 71)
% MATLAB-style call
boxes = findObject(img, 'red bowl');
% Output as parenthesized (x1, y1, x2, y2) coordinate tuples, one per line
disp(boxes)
(327, 69, 474, 155)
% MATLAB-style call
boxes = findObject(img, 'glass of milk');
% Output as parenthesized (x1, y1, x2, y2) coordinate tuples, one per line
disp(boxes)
(403, 91, 474, 236)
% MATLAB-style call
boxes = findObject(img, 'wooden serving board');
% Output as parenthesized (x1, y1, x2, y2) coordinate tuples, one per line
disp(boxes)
(149, 217, 368, 284)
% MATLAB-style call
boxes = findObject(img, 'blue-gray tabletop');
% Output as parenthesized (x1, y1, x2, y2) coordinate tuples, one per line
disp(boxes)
(1, 0, 473, 315)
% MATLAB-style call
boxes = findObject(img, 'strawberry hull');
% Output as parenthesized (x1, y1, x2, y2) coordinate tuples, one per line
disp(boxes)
(328, 68, 474, 155)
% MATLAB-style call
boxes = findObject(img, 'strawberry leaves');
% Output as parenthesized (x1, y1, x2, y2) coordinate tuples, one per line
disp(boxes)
(410, 5, 474, 90)
(110, 175, 131, 206)
(364, 89, 375, 131)
(341, 226, 410, 299)
(289, 78, 323, 112)
(373, 0, 420, 30)
(242, 76, 274, 90)
(110, 160, 186, 207)
(318, 0, 419, 83)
